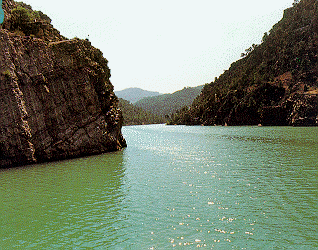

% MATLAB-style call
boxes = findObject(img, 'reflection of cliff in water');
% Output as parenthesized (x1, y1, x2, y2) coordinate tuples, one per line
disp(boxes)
(0, 151, 128, 249)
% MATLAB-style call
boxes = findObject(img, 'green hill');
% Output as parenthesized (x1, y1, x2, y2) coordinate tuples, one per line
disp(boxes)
(115, 88, 161, 103)
(168, 0, 318, 126)
(134, 85, 204, 118)
(118, 98, 164, 125)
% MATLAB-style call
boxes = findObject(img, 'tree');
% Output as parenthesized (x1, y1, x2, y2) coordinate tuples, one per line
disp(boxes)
(11, 6, 32, 29)
(241, 44, 258, 58)
(262, 32, 269, 43)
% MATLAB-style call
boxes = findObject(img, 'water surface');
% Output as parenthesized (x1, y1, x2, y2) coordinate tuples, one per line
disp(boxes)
(0, 125, 317, 249)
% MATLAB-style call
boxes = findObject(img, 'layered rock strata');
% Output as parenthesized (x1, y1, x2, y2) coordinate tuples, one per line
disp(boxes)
(0, 0, 126, 168)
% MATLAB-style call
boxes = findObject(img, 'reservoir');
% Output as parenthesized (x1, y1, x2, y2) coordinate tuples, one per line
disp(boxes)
(0, 125, 317, 249)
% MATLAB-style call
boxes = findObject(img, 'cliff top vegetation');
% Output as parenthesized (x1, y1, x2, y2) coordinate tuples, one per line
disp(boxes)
(1, 0, 65, 41)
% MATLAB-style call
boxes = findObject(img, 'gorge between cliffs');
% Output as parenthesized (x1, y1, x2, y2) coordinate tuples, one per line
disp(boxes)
(0, 1, 317, 249)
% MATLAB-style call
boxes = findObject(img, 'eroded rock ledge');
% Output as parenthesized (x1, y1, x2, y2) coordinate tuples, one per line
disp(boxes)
(0, 1, 126, 168)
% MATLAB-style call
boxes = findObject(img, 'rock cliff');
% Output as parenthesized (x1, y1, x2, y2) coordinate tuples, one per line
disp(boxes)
(0, 0, 126, 168)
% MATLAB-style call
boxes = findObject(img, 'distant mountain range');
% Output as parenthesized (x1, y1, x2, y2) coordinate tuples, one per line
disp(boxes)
(116, 85, 204, 125)
(115, 88, 161, 104)
(134, 85, 204, 118)
(118, 98, 164, 126)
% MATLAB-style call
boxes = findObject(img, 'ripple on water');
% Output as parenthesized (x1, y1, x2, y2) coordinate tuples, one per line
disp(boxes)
(0, 125, 317, 249)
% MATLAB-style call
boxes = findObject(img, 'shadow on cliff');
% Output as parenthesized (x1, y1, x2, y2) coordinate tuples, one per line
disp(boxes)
(0, 0, 126, 168)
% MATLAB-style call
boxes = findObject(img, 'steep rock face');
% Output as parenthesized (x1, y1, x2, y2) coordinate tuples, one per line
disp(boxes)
(168, 0, 318, 126)
(0, 0, 126, 168)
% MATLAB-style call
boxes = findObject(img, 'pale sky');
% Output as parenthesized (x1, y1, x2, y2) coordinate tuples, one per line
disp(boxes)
(21, 0, 294, 93)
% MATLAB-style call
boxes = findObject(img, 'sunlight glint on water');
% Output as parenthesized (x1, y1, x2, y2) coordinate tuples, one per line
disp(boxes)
(0, 125, 317, 249)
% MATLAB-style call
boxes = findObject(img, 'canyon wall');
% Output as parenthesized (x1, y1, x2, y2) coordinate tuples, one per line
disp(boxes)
(0, 0, 126, 168)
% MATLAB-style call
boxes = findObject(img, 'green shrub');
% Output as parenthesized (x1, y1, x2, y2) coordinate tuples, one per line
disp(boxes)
(2, 69, 12, 80)
(11, 6, 32, 28)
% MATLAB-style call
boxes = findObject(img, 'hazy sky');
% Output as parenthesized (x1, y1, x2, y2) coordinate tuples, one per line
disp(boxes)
(21, 0, 294, 93)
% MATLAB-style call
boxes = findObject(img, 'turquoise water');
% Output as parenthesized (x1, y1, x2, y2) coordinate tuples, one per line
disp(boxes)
(0, 125, 317, 249)
(0, 0, 3, 24)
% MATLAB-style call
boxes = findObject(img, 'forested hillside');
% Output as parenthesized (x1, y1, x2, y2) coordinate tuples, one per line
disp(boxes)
(118, 98, 164, 125)
(168, 0, 318, 126)
(135, 85, 204, 118)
